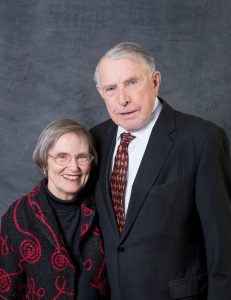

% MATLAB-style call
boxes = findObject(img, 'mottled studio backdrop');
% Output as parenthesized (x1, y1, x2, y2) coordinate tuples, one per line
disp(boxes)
(0, 0, 231, 218)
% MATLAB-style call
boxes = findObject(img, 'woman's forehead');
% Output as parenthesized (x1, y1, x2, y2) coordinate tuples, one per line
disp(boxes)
(51, 132, 89, 151)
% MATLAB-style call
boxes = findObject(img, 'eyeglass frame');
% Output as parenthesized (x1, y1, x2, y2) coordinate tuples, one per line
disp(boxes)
(48, 153, 94, 166)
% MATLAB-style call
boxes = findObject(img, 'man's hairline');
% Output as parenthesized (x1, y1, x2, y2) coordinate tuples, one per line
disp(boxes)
(95, 56, 155, 87)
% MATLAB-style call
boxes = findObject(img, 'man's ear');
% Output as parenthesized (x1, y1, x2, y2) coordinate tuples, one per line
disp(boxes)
(152, 71, 161, 91)
(96, 84, 103, 97)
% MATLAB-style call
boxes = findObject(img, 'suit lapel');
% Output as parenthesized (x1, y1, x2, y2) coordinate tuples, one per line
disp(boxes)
(97, 123, 121, 238)
(121, 101, 176, 240)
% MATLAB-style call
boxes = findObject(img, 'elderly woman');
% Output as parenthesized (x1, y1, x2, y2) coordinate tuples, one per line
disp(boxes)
(0, 119, 108, 300)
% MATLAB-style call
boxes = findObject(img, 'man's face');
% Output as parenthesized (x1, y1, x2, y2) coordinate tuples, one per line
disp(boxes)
(96, 57, 161, 132)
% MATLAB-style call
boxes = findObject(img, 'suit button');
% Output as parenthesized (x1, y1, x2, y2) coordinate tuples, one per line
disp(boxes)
(117, 246, 125, 252)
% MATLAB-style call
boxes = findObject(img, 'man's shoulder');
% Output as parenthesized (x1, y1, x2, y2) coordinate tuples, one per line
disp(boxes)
(175, 108, 225, 136)
(161, 99, 224, 133)
(90, 119, 115, 140)
(91, 119, 114, 132)
(161, 99, 229, 145)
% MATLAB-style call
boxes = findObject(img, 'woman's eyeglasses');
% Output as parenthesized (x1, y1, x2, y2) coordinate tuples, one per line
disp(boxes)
(48, 153, 94, 166)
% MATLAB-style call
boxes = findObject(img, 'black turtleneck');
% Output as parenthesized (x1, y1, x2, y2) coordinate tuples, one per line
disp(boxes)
(44, 183, 97, 300)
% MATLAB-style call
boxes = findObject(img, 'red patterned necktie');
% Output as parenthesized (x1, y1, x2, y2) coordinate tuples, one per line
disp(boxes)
(110, 132, 135, 233)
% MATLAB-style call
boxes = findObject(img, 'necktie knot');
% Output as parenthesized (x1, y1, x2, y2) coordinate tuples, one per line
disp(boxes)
(120, 132, 135, 146)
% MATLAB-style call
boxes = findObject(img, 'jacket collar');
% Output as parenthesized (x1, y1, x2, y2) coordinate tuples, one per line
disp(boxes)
(27, 179, 96, 244)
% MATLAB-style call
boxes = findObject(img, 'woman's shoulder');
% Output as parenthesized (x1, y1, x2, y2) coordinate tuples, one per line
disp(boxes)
(1, 180, 44, 225)
(1, 194, 29, 228)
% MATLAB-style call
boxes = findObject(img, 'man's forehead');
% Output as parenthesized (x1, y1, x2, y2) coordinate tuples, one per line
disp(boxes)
(98, 57, 147, 84)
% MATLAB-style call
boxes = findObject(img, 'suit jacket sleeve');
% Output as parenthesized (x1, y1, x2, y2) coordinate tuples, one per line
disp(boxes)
(195, 125, 231, 299)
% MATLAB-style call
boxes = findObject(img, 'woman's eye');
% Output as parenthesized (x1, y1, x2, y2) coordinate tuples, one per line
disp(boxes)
(58, 153, 68, 159)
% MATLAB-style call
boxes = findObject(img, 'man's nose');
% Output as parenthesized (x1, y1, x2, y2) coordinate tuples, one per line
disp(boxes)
(118, 87, 130, 105)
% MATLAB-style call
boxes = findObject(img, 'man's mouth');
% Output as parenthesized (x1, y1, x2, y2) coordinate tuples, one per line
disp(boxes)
(120, 110, 137, 118)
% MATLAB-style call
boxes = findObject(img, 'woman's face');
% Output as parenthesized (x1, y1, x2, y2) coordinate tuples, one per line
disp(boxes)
(46, 132, 91, 200)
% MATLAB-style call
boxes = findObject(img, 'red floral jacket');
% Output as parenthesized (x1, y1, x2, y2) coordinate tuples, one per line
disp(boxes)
(0, 180, 108, 299)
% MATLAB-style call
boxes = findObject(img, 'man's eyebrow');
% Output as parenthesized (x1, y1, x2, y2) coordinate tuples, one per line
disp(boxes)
(124, 76, 137, 84)
(102, 84, 116, 90)
(101, 77, 137, 89)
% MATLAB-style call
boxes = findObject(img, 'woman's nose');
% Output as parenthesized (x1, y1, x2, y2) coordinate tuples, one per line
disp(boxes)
(68, 156, 81, 170)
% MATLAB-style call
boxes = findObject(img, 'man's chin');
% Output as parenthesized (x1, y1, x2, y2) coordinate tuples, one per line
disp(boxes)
(116, 119, 144, 132)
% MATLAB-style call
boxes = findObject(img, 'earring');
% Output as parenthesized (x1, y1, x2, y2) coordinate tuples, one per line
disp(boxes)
(43, 168, 47, 177)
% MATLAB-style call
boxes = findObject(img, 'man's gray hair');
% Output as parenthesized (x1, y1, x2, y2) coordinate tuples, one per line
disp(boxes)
(94, 42, 156, 85)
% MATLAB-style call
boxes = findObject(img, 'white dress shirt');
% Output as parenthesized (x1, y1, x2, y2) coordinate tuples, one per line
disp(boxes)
(111, 97, 162, 215)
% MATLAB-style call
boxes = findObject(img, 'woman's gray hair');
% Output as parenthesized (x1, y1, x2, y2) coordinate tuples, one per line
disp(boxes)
(33, 119, 97, 172)
(94, 42, 156, 85)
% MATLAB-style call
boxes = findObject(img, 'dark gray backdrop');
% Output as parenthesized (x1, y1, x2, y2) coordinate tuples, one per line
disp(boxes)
(1, 0, 231, 218)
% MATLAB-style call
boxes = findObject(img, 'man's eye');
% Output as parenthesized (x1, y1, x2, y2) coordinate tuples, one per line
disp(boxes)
(129, 80, 136, 85)
(106, 87, 114, 92)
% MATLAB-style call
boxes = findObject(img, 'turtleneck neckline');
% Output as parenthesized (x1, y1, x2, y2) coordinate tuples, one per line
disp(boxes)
(44, 181, 80, 211)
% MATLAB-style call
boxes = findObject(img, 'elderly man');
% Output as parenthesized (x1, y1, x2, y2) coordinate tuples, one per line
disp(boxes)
(90, 42, 231, 300)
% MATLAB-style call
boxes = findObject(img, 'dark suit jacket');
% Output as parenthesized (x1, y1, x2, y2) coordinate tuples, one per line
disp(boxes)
(90, 99, 231, 300)
(0, 179, 108, 299)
